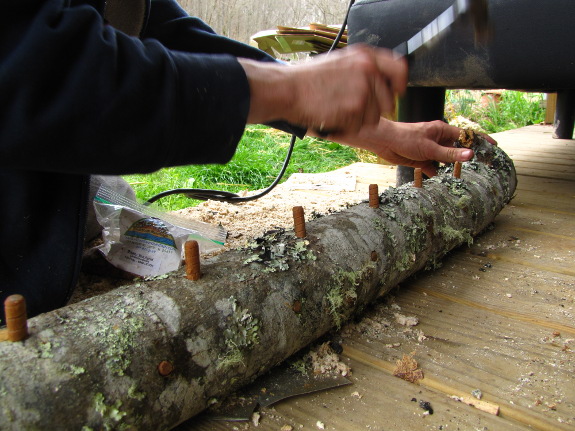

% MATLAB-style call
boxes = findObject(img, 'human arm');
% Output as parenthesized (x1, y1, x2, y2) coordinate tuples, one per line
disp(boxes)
(0, 0, 256, 175)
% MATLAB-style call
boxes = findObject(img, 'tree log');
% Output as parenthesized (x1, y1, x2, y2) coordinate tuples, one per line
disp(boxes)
(0, 135, 516, 430)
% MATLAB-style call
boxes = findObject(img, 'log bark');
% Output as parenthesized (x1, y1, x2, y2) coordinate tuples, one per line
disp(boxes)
(0, 135, 516, 430)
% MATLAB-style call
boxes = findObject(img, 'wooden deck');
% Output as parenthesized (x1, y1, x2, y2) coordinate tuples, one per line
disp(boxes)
(180, 125, 574, 431)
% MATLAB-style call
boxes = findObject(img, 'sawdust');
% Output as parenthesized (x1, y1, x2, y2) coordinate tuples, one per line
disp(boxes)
(394, 313, 419, 327)
(340, 296, 427, 346)
(171, 171, 370, 254)
(308, 342, 351, 377)
(393, 352, 424, 384)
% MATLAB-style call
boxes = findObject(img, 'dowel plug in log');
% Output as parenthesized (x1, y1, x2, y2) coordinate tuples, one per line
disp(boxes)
(414, 168, 423, 188)
(453, 161, 462, 179)
(369, 184, 379, 208)
(0, 131, 516, 430)
(4, 295, 28, 342)
(293, 206, 306, 238)
(184, 240, 201, 281)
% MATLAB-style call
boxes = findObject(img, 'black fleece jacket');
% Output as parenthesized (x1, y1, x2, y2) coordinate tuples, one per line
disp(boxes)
(0, 0, 298, 321)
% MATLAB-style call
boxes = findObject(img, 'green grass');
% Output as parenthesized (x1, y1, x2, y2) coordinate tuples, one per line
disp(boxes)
(446, 90, 546, 133)
(124, 125, 359, 211)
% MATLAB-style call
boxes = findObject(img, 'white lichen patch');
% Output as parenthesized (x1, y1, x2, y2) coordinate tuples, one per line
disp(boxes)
(241, 229, 316, 274)
(217, 296, 261, 370)
(147, 290, 181, 335)
(186, 332, 212, 368)
(92, 392, 127, 428)
(222, 297, 260, 350)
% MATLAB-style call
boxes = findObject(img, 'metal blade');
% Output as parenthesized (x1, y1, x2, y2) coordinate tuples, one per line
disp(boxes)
(393, 0, 486, 57)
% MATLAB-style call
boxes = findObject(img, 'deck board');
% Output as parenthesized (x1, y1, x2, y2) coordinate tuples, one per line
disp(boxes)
(178, 125, 574, 431)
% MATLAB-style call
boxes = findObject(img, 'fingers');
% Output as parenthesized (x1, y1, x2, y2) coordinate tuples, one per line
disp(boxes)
(438, 122, 463, 144)
(363, 91, 383, 128)
(365, 45, 406, 117)
(419, 162, 438, 178)
(372, 48, 408, 96)
(269, 44, 405, 134)
(373, 74, 396, 117)
(318, 45, 407, 133)
(428, 144, 474, 165)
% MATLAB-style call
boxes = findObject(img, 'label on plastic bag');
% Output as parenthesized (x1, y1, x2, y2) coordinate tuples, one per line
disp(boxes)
(93, 184, 226, 278)
(105, 209, 186, 276)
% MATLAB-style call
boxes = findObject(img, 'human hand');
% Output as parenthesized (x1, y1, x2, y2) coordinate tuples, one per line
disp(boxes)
(326, 119, 498, 177)
(239, 45, 407, 134)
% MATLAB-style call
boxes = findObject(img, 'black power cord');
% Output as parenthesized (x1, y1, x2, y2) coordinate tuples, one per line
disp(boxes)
(145, 0, 356, 205)
(329, 0, 355, 53)
(145, 134, 297, 204)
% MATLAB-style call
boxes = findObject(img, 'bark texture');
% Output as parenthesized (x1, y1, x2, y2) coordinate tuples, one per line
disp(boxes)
(0, 136, 516, 430)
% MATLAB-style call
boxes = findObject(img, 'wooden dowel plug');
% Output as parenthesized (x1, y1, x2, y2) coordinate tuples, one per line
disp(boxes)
(368, 184, 379, 208)
(414, 168, 423, 188)
(157, 360, 174, 376)
(293, 206, 306, 238)
(453, 161, 462, 179)
(184, 240, 201, 281)
(5, 294, 28, 342)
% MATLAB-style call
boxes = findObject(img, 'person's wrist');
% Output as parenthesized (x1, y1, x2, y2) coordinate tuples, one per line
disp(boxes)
(238, 59, 294, 125)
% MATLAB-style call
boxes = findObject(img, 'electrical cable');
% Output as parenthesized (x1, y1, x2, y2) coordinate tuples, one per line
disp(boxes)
(145, 133, 297, 205)
(329, 0, 355, 53)
(144, 0, 356, 205)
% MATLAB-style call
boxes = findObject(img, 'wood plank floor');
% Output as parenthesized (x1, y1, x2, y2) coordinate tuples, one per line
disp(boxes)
(180, 125, 574, 431)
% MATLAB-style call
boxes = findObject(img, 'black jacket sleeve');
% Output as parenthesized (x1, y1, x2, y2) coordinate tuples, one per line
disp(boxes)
(0, 0, 277, 175)
(141, 0, 307, 142)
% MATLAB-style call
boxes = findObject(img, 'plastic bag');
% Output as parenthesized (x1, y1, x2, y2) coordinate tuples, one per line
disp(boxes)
(93, 185, 226, 277)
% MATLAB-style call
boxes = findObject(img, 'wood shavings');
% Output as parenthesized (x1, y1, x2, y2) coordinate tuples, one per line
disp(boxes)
(393, 352, 424, 383)
(450, 395, 500, 416)
(394, 313, 419, 326)
(457, 128, 476, 148)
(172, 176, 368, 254)
(309, 342, 351, 377)
(415, 329, 427, 343)
(251, 411, 261, 427)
